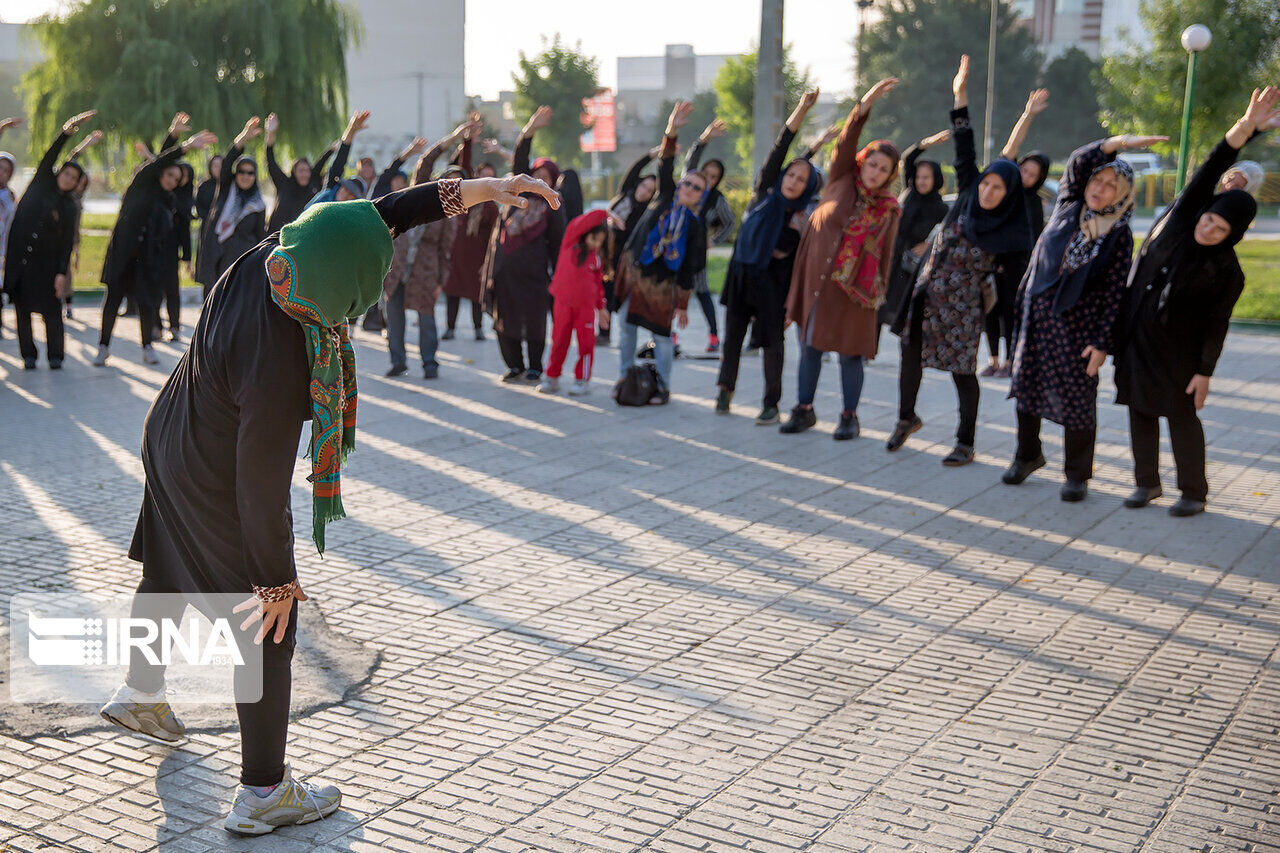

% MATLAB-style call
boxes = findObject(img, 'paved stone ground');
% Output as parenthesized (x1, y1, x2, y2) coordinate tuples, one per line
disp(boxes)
(0, 302, 1277, 853)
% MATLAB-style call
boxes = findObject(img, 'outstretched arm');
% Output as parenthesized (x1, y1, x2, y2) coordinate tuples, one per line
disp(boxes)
(1178, 86, 1279, 215)
(659, 101, 693, 196)
(514, 105, 551, 177)
(1001, 89, 1049, 160)
(830, 78, 896, 184)
(751, 91, 817, 203)
(949, 57, 980, 193)
(374, 173, 561, 236)
(34, 111, 95, 187)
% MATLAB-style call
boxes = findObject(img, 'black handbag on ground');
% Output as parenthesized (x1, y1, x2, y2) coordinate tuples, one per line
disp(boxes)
(613, 363, 664, 406)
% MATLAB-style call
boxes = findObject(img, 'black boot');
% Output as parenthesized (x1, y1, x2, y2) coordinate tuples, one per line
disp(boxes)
(1060, 480, 1088, 502)
(1001, 454, 1046, 485)
(1169, 497, 1206, 517)
(779, 405, 817, 434)
(833, 411, 859, 440)
(1123, 485, 1162, 508)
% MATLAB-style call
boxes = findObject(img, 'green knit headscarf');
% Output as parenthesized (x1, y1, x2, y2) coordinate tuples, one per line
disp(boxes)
(264, 200, 393, 552)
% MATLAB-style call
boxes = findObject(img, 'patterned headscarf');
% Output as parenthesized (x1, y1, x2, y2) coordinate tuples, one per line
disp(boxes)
(263, 200, 393, 552)
(640, 201, 696, 272)
(1064, 159, 1134, 273)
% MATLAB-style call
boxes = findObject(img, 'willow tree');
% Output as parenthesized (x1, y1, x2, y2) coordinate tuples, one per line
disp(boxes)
(20, 0, 359, 160)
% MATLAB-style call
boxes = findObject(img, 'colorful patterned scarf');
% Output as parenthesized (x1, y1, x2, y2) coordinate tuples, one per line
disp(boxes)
(263, 199, 393, 552)
(639, 202, 693, 272)
(829, 184, 900, 308)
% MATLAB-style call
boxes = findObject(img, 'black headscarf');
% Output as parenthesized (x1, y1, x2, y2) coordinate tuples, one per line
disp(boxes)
(557, 169, 584, 221)
(1020, 151, 1051, 237)
(1201, 189, 1256, 249)
(897, 158, 948, 249)
(957, 158, 1033, 255)
(702, 157, 727, 211)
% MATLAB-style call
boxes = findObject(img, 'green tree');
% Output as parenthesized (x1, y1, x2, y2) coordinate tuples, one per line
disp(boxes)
(511, 35, 600, 168)
(712, 45, 812, 175)
(855, 0, 1043, 158)
(1035, 48, 1106, 160)
(1100, 0, 1279, 164)
(20, 0, 357, 162)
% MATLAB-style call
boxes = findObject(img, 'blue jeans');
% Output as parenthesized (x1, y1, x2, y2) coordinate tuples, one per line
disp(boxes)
(617, 297, 673, 387)
(797, 342, 864, 412)
(384, 285, 438, 371)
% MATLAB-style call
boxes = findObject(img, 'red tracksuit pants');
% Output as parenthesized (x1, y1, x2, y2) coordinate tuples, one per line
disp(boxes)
(546, 302, 596, 381)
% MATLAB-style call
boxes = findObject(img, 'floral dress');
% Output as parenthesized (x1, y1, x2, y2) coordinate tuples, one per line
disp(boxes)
(915, 219, 996, 374)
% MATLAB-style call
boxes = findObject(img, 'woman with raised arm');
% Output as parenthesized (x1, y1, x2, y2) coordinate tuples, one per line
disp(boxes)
(613, 101, 707, 401)
(712, 90, 824, 424)
(982, 89, 1051, 377)
(196, 117, 267, 294)
(95, 130, 217, 367)
(443, 115, 496, 341)
(3, 111, 95, 369)
(684, 118, 736, 353)
(303, 110, 370, 207)
(878, 128, 949, 347)
(98, 170, 559, 837)
(263, 113, 336, 232)
(1001, 128, 1165, 501)
(890, 56, 1035, 466)
(483, 105, 566, 383)
(776, 81, 901, 438)
(1113, 86, 1279, 517)
(603, 145, 660, 342)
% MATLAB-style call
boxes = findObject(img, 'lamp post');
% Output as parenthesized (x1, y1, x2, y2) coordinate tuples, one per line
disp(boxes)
(982, 0, 998, 165)
(1176, 24, 1211, 193)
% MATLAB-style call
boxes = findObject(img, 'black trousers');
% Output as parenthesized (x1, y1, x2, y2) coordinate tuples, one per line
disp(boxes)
(16, 302, 65, 364)
(445, 295, 483, 330)
(498, 332, 545, 373)
(1015, 410, 1096, 482)
(1129, 407, 1208, 502)
(695, 289, 719, 337)
(126, 577, 296, 787)
(716, 305, 782, 407)
(898, 301, 980, 447)
(100, 286, 158, 347)
(162, 276, 180, 332)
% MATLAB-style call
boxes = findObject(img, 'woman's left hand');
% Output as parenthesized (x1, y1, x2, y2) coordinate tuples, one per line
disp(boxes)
(676, 308, 689, 329)
(1081, 345, 1106, 377)
(485, 174, 560, 209)
(1186, 374, 1210, 410)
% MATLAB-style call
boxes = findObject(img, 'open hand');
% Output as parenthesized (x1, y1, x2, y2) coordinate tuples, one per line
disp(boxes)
(169, 111, 191, 136)
(80, 130, 103, 150)
(264, 112, 279, 135)
(183, 130, 218, 152)
(922, 129, 952, 148)
(62, 110, 96, 135)
(1243, 86, 1280, 129)
(526, 105, 552, 133)
(488, 173, 560, 209)
(0, 117, 22, 134)
(701, 119, 727, 142)
(344, 109, 371, 141)
(1121, 134, 1169, 149)
(1025, 88, 1050, 116)
(953, 55, 970, 98)
(234, 580, 308, 646)
(666, 101, 694, 134)
(235, 116, 262, 146)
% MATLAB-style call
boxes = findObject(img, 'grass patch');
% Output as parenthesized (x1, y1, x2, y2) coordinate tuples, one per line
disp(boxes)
(79, 212, 119, 232)
(1235, 242, 1280, 322)
(706, 254, 729, 295)
(69, 230, 198, 297)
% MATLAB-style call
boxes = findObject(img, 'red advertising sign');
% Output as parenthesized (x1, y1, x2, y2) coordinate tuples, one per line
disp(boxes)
(580, 88, 616, 153)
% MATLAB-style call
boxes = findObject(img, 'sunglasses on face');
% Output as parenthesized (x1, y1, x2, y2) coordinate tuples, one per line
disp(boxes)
(679, 180, 705, 192)
(236, 169, 256, 177)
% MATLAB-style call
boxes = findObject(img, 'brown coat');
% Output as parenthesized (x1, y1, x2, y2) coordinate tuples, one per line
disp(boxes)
(785, 103, 901, 359)
(384, 218, 455, 314)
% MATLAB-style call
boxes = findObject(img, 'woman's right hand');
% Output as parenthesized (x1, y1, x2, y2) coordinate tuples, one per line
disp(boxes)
(861, 79, 898, 109)
(953, 55, 970, 103)
(62, 110, 96, 135)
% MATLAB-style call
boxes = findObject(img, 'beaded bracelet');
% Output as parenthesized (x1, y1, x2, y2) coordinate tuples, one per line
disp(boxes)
(252, 579, 299, 604)
(439, 178, 466, 217)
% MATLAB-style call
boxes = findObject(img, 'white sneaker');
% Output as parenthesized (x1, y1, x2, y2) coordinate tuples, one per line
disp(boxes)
(141, 345, 160, 365)
(567, 380, 590, 396)
(99, 681, 186, 744)
(538, 376, 560, 394)
(92, 345, 109, 367)
(224, 763, 342, 836)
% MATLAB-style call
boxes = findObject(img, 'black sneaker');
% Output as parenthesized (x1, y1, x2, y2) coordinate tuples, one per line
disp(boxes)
(48, 360, 63, 370)
(941, 444, 975, 467)
(423, 364, 439, 380)
(441, 328, 455, 341)
(474, 327, 486, 341)
(714, 387, 732, 415)
(886, 416, 923, 451)
(755, 406, 780, 425)
(779, 406, 817, 434)
(1169, 497, 1206, 517)
(1060, 480, 1088, 502)
(22, 358, 36, 370)
(833, 411, 859, 440)
(386, 365, 408, 377)
(1001, 454, 1046, 485)
(525, 369, 541, 383)
(1123, 485, 1163, 508)
(501, 369, 524, 383)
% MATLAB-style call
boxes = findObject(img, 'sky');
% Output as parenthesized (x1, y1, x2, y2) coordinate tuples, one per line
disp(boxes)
(3, 0, 865, 100)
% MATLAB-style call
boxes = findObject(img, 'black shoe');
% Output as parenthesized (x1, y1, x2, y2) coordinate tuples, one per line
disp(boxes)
(474, 328, 486, 341)
(386, 365, 408, 377)
(1123, 485, 1163, 508)
(1060, 480, 1088, 502)
(525, 369, 541, 383)
(1001, 454, 1046, 485)
(779, 406, 817, 434)
(48, 359, 63, 370)
(441, 328, 455, 341)
(833, 411, 859, 440)
(501, 369, 524, 383)
(886, 416, 923, 451)
(1169, 497, 1206, 517)
(942, 444, 975, 467)
(755, 406, 780, 425)
(649, 388, 670, 405)
(423, 365, 439, 380)
(714, 387, 732, 415)
(22, 358, 36, 370)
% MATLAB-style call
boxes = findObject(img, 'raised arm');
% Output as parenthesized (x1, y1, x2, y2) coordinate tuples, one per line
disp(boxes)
(751, 91, 816, 203)
(830, 78, 896, 184)
(327, 110, 368, 188)
(514, 105, 551, 177)
(68, 130, 104, 163)
(1179, 86, 1278, 216)
(263, 113, 289, 189)
(34, 111, 95, 187)
(947, 57, 981, 192)
(136, 130, 216, 188)
(618, 149, 656, 199)
(311, 144, 335, 191)
(374, 173, 561, 236)
(659, 101, 693, 196)
(562, 208, 609, 249)
(1001, 89, 1049, 160)
(799, 122, 841, 162)
(686, 119, 726, 173)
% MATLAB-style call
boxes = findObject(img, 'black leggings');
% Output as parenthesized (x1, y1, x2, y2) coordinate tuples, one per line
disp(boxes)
(1016, 410, 1096, 482)
(100, 287, 159, 348)
(126, 576, 296, 787)
(162, 275, 180, 332)
(716, 305, 783, 407)
(498, 332, 545, 373)
(695, 289, 719, 337)
(445, 295, 483, 330)
(1129, 407, 1208, 502)
(16, 303, 65, 363)
(898, 299, 980, 447)
(985, 255, 1025, 362)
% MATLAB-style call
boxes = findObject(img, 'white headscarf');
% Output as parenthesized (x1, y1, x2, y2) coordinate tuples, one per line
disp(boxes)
(1220, 160, 1266, 197)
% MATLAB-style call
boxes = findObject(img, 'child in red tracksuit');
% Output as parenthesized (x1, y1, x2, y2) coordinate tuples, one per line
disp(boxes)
(540, 209, 610, 395)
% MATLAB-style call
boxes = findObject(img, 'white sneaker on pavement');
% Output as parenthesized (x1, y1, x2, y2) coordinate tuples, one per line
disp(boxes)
(224, 763, 342, 836)
(92, 345, 109, 367)
(567, 380, 590, 396)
